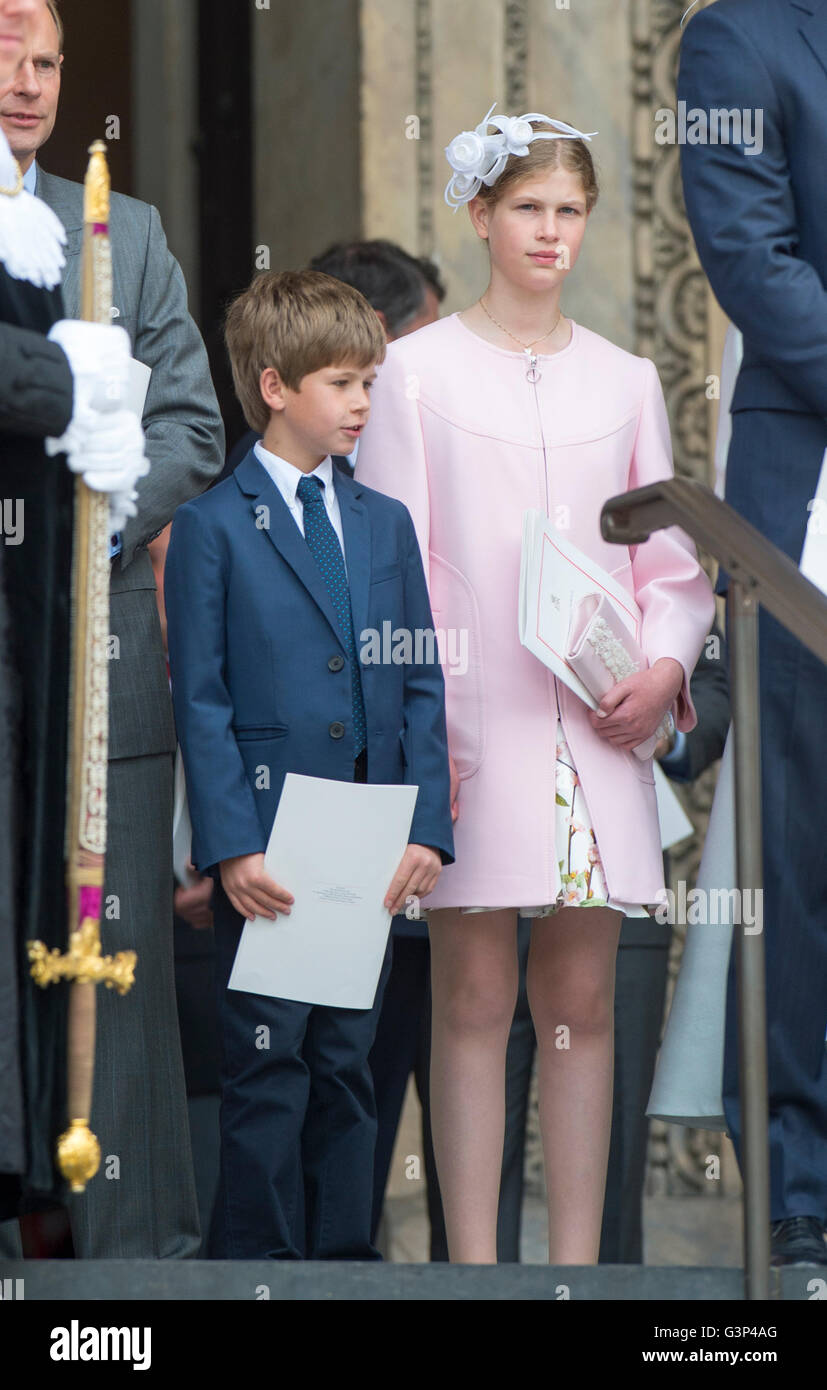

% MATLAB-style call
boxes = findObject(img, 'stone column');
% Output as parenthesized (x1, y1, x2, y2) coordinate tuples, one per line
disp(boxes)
(131, 0, 200, 317)
(252, 0, 361, 269)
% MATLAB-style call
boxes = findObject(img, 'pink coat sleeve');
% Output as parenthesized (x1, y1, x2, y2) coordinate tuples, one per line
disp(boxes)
(627, 359, 716, 732)
(355, 344, 432, 585)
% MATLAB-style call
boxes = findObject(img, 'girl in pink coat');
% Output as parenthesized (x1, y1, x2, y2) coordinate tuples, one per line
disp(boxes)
(355, 105, 715, 1264)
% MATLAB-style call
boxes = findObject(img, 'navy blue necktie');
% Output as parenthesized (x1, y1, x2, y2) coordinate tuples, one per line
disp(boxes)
(296, 474, 366, 756)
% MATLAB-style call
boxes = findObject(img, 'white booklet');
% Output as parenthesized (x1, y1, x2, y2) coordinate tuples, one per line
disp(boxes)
(127, 357, 151, 419)
(518, 508, 645, 709)
(519, 509, 692, 850)
(227, 773, 419, 1009)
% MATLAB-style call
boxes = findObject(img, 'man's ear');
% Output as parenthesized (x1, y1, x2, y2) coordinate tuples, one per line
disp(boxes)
(260, 367, 288, 412)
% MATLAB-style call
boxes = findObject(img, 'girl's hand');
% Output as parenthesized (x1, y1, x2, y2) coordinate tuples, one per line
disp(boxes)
(588, 657, 684, 751)
(384, 844, 442, 916)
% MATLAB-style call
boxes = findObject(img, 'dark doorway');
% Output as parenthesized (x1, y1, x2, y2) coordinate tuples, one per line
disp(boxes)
(197, 2, 253, 452)
(39, 0, 133, 194)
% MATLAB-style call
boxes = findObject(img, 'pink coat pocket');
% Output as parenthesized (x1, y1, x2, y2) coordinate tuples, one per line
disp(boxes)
(429, 552, 485, 779)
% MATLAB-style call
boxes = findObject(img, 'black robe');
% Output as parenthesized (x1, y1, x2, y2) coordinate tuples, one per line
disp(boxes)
(0, 260, 75, 1216)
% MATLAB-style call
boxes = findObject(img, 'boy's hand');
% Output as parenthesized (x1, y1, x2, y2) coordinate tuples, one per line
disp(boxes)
(588, 657, 684, 751)
(220, 853, 294, 922)
(385, 844, 442, 916)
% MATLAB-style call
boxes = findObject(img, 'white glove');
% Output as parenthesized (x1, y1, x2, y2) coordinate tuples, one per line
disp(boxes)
(45, 320, 150, 532)
(62, 409, 150, 532)
(47, 319, 132, 414)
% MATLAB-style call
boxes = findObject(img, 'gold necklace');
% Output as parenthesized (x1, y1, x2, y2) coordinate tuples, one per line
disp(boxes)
(478, 295, 562, 353)
(0, 158, 23, 198)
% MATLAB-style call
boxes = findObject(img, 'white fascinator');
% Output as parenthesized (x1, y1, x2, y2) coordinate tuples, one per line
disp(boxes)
(444, 102, 597, 211)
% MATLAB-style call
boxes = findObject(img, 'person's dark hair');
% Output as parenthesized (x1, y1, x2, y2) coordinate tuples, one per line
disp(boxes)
(416, 256, 446, 302)
(309, 239, 427, 336)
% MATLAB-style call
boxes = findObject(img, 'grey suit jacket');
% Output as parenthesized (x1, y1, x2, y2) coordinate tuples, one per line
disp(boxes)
(37, 167, 225, 759)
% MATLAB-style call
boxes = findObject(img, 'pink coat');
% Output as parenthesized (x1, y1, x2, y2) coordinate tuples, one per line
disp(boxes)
(355, 313, 716, 907)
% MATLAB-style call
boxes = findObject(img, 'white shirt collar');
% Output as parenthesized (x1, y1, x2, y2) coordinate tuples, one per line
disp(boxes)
(253, 441, 334, 503)
(23, 160, 36, 195)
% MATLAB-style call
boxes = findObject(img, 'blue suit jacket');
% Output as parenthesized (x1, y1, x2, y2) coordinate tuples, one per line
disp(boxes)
(164, 450, 455, 875)
(678, 0, 827, 557)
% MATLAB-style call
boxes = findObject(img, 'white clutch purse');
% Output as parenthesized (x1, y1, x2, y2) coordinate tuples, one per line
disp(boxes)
(565, 593, 672, 762)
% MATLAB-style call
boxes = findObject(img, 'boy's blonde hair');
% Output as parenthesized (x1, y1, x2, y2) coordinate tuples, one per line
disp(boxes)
(476, 121, 599, 213)
(225, 269, 387, 432)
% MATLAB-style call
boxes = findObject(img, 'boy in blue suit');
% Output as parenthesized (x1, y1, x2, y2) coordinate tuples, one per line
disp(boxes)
(164, 270, 454, 1259)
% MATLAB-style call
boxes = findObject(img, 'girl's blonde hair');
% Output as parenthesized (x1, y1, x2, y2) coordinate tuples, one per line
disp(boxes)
(475, 121, 599, 213)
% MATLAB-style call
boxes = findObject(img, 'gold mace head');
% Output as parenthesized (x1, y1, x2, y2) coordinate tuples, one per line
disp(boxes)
(57, 1118, 101, 1192)
(83, 138, 110, 225)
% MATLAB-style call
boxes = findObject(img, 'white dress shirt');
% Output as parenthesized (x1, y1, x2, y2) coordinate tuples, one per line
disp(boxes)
(253, 440, 346, 558)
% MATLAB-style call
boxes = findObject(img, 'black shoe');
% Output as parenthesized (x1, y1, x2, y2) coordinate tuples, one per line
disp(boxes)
(770, 1216, 827, 1267)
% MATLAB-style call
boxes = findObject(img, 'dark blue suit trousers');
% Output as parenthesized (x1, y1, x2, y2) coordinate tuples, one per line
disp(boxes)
(208, 879, 394, 1260)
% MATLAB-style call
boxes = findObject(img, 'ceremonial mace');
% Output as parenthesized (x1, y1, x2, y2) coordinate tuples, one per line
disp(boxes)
(27, 141, 137, 1192)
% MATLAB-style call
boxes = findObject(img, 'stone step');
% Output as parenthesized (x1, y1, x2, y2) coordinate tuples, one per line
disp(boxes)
(0, 1259, 818, 1301)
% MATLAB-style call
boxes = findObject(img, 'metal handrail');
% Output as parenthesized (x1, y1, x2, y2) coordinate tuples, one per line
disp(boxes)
(602, 477, 827, 658)
(602, 477, 827, 1303)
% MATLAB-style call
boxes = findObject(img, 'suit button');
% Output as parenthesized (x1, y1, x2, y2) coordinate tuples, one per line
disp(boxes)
(328, 654, 345, 672)
(329, 721, 345, 739)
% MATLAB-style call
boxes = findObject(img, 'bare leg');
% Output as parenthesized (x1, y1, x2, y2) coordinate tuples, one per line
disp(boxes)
(427, 908, 519, 1263)
(526, 906, 623, 1264)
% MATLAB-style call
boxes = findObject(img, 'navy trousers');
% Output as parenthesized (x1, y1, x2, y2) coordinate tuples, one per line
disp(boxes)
(208, 881, 393, 1259)
(721, 408, 827, 1223)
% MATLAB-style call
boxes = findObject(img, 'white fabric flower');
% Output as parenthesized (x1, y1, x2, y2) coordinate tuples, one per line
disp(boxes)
(445, 130, 487, 174)
(444, 170, 482, 211)
(493, 115, 535, 154)
(442, 102, 598, 212)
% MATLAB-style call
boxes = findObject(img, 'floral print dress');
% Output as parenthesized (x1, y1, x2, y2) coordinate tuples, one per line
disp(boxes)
(461, 719, 649, 920)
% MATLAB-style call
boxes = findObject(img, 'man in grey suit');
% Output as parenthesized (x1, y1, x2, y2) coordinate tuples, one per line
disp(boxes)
(0, 1, 224, 1256)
